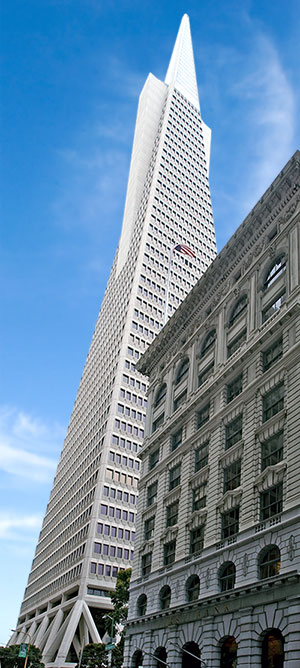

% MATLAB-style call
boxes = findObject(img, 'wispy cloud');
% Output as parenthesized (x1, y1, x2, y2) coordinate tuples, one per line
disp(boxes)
(0, 405, 63, 483)
(232, 30, 296, 208)
(0, 513, 43, 539)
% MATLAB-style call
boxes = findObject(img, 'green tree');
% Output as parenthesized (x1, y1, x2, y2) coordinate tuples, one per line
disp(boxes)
(77, 643, 108, 668)
(0, 645, 44, 668)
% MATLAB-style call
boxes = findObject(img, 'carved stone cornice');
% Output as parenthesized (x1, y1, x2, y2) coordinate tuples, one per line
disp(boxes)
(217, 487, 243, 512)
(254, 461, 287, 492)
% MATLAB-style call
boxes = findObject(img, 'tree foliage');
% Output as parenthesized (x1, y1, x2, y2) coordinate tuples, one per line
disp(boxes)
(0, 645, 44, 668)
(77, 643, 108, 668)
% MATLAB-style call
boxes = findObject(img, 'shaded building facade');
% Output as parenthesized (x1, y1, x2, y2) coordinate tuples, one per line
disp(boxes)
(125, 152, 300, 668)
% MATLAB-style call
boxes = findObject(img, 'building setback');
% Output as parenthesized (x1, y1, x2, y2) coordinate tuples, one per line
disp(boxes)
(125, 152, 300, 668)
(11, 15, 217, 667)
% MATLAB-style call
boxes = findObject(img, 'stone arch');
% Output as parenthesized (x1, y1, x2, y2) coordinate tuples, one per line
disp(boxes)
(228, 293, 248, 327)
(261, 628, 284, 668)
(154, 645, 168, 667)
(175, 357, 189, 385)
(181, 641, 201, 668)
(200, 328, 216, 358)
(136, 593, 147, 616)
(185, 573, 200, 602)
(258, 544, 281, 580)
(131, 648, 143, 668)
(159, 584, 171, 610)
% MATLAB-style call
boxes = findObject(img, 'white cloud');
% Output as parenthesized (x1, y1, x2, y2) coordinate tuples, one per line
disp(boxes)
(232, 31, 296, 208)
(0, 513, 43, 539)
(0, 405, 63, 482)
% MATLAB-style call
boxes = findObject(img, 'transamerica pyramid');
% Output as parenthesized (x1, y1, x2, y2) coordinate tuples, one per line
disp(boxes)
(11, 15, 217, 666)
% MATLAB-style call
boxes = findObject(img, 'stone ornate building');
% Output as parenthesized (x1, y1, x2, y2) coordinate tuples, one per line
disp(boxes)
(125, 151, 300, 668)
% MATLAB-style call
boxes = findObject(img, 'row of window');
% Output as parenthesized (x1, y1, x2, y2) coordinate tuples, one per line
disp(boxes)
(93, 542, 134, 559)
(143, 483, 283, 569)
(141, 541, 281, 586)
(111, 434, 140, 452)
(100, 505, 135, 522)
(114, 418, 144, 439)
(97, 522, 135, 540)
(103, 486, 137, 505)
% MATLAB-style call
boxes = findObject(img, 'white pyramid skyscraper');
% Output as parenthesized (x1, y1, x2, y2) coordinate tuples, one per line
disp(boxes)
(12, 15, 217, 666)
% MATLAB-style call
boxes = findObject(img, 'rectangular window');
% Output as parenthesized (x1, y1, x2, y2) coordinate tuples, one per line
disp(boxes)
(141, 552, 152, 576)
(166, 501, 179, 527)
(221, 507, 239, 539)
(223, 460, 241, 492)
(195, 442, 209, 471)
(192, 485, 207, 512)
(198, 362, 214, 387)
(144, 516, 155, 541)
(147, 481, 158, 507)
(149, 448, 159, 470)
(172, 428, 182, 451)
(227, 374, 243, 403)
(261, 432, 283, 470)
(225, 414, 243, 450)
(173, 390, 187, 412)
(263, 337, 283, 372)
(262, 293, 285, 323)
(227, 329, 246, 358)
(169, 463, 181, 491)
(152, 412, 164, 433)
(197, 403, 210, 428)
(263, 383, 284, 422)
(163, 540, 176, 566)
(260, 483, 283, 520)
(190, 525, 204, 555)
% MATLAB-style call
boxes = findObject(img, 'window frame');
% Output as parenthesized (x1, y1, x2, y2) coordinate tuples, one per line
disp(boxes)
(163, 539, 176, 566)
(141, 552, 152, 576)
(169, 463, 181, 491)
(225, 414, 243, 450)
(227, 374, 243, 404)
(262, 383, 284, 422)
(147, 481, 158, 507)
(144, 515, 155, 541)
(260, 483, 283, 520)
(219, 562, 236, 592)
(223, 459, 241, 493)
(175, 358, 189, 385)
(200, 329, 216, 358)
(166, 500, 179, 527)
(262, 337, 283, 372)
(259, 545, 281, 579)
(221, 507, 239, 539)
(229, 294, 247, 328)
(261, 431, 283, 470)
(190, 525, 204, 555)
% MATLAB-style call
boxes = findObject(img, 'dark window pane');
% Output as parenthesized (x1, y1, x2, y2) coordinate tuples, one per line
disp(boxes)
(219, 562, 236, 591)
(259, 546, 281, 579)
(144, 516, 155, 541)
(190, 525, 204, 555)
(201, 330, 216, 357)
(223, 460, 241, 492)
(166, 501, 179, 527)
(263, 383, 284, 422)
(225, 415, 242, 450)
(176, 359, 189, 384)
(147, 481, 158, 506)
(264, 257, 286, 289)
(169, 464, 181, 490)
(149, 448, 159, 470)
(260, 484, 283, 520)
(221, 507, 239, 539)
(141, 552, 152, 576)
(197, 403, 210, 428)
(198, 362, 214, 387)
(172, 428, 182, 451)
(195, 442, 209, 471)
(229, 295, 247, 327)
(227, 329, 247, 358)
(164, 540, 176, 565)
(263, 337, 283, 371)
(227, 374, 243, 403)
(261, 432, 283, 470)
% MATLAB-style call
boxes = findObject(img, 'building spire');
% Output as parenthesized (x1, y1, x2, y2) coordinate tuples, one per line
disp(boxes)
(165, 14, 200, 111)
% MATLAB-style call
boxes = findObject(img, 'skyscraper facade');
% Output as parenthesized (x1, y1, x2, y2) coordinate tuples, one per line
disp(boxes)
(11, 15, 217, 666)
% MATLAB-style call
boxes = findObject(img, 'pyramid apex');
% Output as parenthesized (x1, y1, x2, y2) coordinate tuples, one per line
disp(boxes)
(165, 14, 200, 111)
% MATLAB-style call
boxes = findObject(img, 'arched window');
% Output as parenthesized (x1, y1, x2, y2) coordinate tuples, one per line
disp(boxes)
(219, 562, 236, 592)
(182, 642, 201, 668)
(175, 358, 189, 385)
(201, 329, 216, 357)
(220, 636, 238, 668)
(261, 629, 284, 668)
(154, 647, 167, 668)
(154, 384, 167, 408)
(264, 256, 286, 290)
(186, 574, 200, 602)
(159, 584, 171, 610)
(259, 545, 281, 579)
(136, 593, 147, 616)
(229, 295, 247, 327)
(131, 649, 143, 668)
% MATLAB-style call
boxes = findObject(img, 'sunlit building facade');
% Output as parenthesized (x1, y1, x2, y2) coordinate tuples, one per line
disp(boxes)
(11, 15, 217, 667)
(125, 152, 300, 668)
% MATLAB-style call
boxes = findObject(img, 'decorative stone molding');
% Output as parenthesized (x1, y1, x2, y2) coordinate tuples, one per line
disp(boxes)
(160, 526, 178, 543)
(189, 468, 209, 488)
(219, 441, 244, 468)
(254, 461, 286, 492)
(186, 510, 207, 529)
(164, 488, 181, 506)
(242, 553, 249, 576)
(288, 534, 296, 561)
(217, 487, 243, 512)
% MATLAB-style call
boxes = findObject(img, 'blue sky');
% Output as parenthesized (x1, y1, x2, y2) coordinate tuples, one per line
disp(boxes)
(1, 0, 299, 644)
